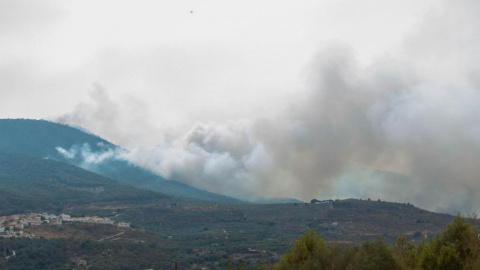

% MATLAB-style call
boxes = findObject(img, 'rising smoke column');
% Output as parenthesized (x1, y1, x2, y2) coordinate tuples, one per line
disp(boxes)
(56, 0, 480, 213)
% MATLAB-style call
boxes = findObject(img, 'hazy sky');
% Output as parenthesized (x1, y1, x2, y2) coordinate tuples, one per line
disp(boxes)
(2, 0, 479, 214)
(1, 0, 437, 126)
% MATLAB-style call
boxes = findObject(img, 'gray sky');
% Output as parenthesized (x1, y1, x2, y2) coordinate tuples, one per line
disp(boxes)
(1, 0, 436, 126)
(2, 0, 479, 214)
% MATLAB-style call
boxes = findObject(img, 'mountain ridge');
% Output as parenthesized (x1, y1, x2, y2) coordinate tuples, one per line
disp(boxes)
(0, 118, 242, 204)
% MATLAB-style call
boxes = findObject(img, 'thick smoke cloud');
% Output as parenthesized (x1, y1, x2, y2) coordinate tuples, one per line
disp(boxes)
(56, 0, 480, 214)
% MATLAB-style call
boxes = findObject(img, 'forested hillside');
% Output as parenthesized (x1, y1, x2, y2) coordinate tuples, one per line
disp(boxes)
(0, 151, 171, 215)
(0, 119, 242, 204)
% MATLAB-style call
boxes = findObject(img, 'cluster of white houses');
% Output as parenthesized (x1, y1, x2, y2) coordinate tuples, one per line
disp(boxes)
(0, 213, 130, 238)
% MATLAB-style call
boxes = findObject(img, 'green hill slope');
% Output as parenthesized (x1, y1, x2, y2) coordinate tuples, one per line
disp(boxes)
(0, 119, 242, 204)
(0, 151, 171, 215)
(0, 118, 110, 157)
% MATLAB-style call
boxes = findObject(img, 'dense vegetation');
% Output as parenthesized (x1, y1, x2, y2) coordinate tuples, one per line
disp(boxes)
(1, 215, 478, 269)
(0, 237, 181, 270)
(0, 151, 171, 215)
(104, 199, 454, 253)
(273, 215, 480, 270)
(37, 200, 459, 268)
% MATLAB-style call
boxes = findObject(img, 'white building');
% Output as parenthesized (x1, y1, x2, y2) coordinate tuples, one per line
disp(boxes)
(59, 214, 71, 221)
(117, 222, 131, 228)
(44, 214, 57, 220)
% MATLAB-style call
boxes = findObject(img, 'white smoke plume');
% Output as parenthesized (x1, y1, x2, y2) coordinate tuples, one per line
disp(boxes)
(55, 143, 127, 169)
(55, 0, 480, 213)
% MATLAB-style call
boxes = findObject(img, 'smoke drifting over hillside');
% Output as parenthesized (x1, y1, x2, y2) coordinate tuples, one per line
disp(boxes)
(56, 0, 480, 214)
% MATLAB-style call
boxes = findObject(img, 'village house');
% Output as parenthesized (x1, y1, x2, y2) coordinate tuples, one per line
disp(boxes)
(59, 214, 71, 221)
(7, 221, 17, 227)
(99, 218, 115, 225)
(28, 219, 43, 226)
(310, 199, 334, 204)
(0, 212, 128, 238)
(49, 218, 62, 225)
(117, 222, 131, 228)
(43, 213, 57, 219)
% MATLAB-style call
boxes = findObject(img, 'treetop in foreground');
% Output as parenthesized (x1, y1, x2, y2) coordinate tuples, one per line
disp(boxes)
(274, 214, 480, 270)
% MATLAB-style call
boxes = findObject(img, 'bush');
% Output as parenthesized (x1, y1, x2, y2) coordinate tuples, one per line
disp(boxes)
(274, 215, 480, 270)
